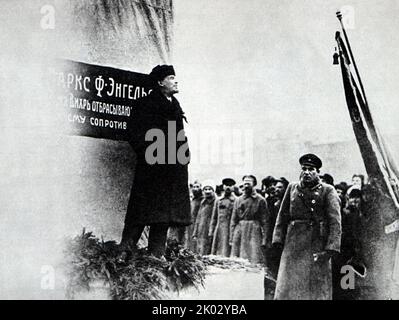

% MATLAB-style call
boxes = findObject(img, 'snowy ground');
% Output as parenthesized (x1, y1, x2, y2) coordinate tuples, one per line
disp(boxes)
(170, 266, 264, 300)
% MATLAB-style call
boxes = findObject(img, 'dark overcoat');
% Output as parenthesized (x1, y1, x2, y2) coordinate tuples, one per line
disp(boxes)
(272, 181, 341, 300)
(123, 89, 191, 230)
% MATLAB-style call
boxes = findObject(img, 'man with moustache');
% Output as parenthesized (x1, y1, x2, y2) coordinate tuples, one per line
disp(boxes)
(270, 178, 289, 222)
(261, 176, 277, 199)
(209, 178, 237, 257)
(121, 65, 191, 257)
(272, 154, 341, 300)
(230, 175, 270, 264)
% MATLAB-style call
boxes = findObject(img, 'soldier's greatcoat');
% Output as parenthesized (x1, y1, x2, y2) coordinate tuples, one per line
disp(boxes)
(209, 194, 235, 257)
(230, 192, 270, 264)
(272, 181, 341, 300)
(193, 196, 216, 255)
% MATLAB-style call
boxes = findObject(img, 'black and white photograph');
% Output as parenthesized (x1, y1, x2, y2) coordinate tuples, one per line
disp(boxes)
(1, 0, 399, 303)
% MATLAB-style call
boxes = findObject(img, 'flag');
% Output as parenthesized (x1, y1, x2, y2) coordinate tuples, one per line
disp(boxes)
(335, 31, 399, 217)
(335, 30, 399, 294)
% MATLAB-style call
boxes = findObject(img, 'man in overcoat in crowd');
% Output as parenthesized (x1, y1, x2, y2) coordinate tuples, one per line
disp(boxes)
(264, 177, 289, 299)
(230, 175, 270, 264)
(185, 180, 203, 252)
(192, 181, 216, 255)
(209, 178, 236, 257)
(272, 154, 342, 300)
(121, 65, 191, 257)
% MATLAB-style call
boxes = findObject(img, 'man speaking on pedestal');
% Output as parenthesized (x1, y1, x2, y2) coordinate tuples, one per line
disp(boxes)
(121, 65, 191, 257)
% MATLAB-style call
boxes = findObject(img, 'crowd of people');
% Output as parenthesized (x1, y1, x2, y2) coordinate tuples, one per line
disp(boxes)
(184, 175, 288, 263)
(174, 171, 371, 299)
(184, 174, 363, 252)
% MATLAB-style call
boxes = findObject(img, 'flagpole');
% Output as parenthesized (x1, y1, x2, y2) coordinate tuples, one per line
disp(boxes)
(336, 11, 399, 189)
(336, 11, 369, 108)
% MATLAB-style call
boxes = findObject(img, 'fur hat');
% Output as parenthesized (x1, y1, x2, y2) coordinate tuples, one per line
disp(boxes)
(149, 65, 175, 82)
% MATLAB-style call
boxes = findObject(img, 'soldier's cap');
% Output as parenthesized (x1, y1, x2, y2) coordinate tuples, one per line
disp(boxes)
(348, 188, 362, 198)
(222, 178, 236, 186)
(299, 153, 322, 170)
(202, 179, 215, 191)
(277, 177, 290, 188)
(149, 65, 175, 82)
(242, 175, 257, 186)
(320, 173, 334, 186)
(334, 183, 347, 192)
(262, 176, 276, 188)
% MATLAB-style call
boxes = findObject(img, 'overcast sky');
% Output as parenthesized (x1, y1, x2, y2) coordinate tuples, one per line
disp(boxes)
(174, 0, 399, 144)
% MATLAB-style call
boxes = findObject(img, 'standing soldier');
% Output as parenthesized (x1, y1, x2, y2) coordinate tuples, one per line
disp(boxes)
(334, 183, 348, 209)
(193, 181, 216, 255)
(272, 154, 342, 300)
(261, 176, 277, 199)
(185, 180, 203, 252)
(121, 65, 191, 257)
(230, 175, 270, 264)
(209, 178, 236, 257)
(264, 177, 289, 299)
